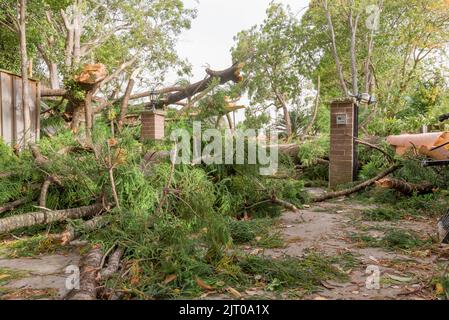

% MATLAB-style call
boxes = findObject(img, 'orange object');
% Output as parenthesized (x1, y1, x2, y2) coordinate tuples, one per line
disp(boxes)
(74, 63, 107, 85)
(386, 131, 449, 159)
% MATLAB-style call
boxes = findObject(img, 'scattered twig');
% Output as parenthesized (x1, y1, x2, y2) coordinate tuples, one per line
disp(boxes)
(154, 144, 177, 217)
(0, 197, 29, 214)
(354, 137, 394, 162)
(99, 247, 124, 281)
(100, 243, 118, 270)
(106, 142, 120, 209)
(39, 175, 62, 208)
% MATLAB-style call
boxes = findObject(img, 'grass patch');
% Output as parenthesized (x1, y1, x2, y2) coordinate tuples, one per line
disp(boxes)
(228, 218, 284, 249)
(0, 288, 58, 300)
(382, 230, 432, 250)
(0, 267, 28, 287)
(1, 235, 68, 258)
(355, 189, 449, 219)
(362, 208, 405, 221)
(349, 229, 433, 251)
(111, 251, 356, 299)
(235, 251, 351, 293)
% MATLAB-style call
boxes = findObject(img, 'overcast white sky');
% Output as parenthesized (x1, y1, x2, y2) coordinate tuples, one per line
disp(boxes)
(176, 0, 309, 80)
(168, 0, 309, 122)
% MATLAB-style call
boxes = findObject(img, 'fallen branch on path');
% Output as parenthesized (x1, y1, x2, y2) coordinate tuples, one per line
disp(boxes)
(271, 197, 305, 221)
(311, 164, 401, 203)
(242, 196, 304, 221)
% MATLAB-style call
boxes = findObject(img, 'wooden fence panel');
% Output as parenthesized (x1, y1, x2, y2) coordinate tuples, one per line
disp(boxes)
(1, 73, 13, 144)
(0, 70, 39, 147)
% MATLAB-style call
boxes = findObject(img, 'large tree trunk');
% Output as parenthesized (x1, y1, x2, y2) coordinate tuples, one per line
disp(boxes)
(304, 76, 320, 135)
(348, 2, 360, 95)
(49, 62, 60, 89)
(72, 0, 82, 66)
(68, 245, 103, 300)
(272, 88, 292, 137)
(19, 0, 32, 145)
(375, 178, 434, 196)
(0, 203, 103, 234)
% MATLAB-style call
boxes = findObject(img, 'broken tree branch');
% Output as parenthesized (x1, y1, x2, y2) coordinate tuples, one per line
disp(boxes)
(375, 178, 434, 196)
(30, 143, 49, 167)
(355, 137, 394, 162)
(312, 164, 401, 203)
(39, 176, 62, 208)
(99, 247, 124, 280)
(61, 215, 109, 245)
(145, 62, 244, 108)
(0, 203, 103, 234)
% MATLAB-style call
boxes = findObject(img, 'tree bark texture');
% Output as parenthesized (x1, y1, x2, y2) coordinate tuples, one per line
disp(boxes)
(0, 203, 103, 234)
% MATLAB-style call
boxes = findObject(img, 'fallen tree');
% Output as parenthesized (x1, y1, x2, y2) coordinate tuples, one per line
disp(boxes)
(142, 63, 245, 108)
(0, 203, 103, 234)
(311, 164, 401, 203)
(41, 62, 244, 113)
(375, 177, 434, 196)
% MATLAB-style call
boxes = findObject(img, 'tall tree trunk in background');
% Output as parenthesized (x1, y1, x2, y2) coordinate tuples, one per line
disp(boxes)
(38, 44, 61, 89)
(348, 2, 360, 95)
(118, 77, 134, 129)
(19, 0, 32, 145)
(304, 76, 320, 135)
(73, 0, 82, 66)
(84, 90, 94, 144)
(323, 0, 348, 97)
(49, 62, 60, 89)
(364, 31, 375, 94)
(274, 90, 292, 137)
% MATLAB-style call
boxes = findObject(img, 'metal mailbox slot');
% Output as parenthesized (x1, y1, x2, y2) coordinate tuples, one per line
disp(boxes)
(335, 114, 347, 125)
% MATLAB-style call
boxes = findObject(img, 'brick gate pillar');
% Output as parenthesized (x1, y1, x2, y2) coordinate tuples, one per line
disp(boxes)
(329, 99, 358, 188)
(141, 110, 166, 141)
